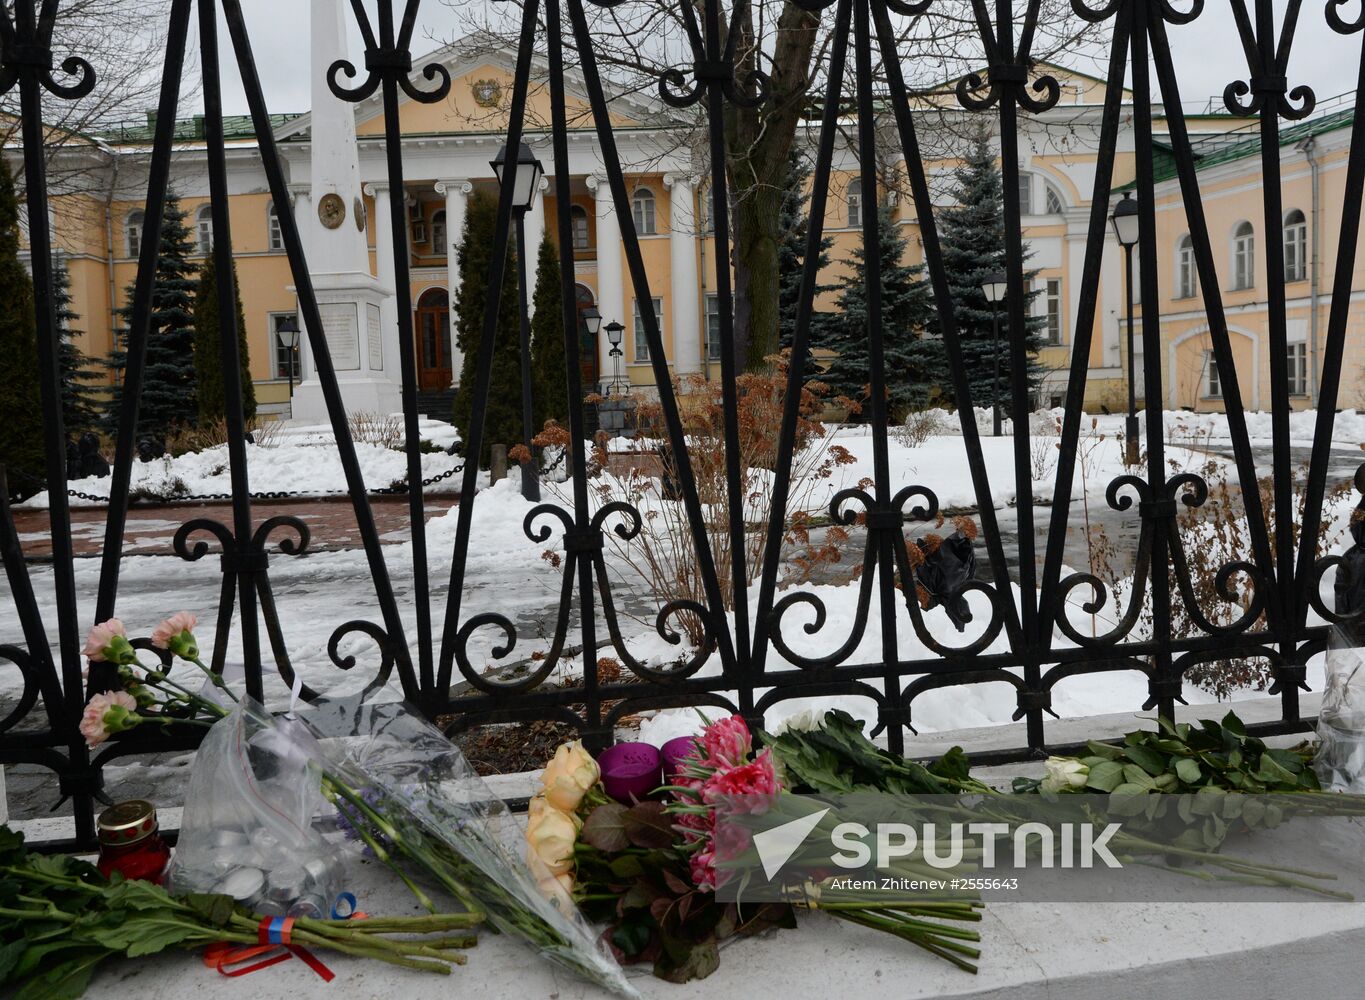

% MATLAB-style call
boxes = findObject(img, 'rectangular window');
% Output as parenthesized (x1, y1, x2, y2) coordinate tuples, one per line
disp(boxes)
(1017, 173, 1033, 216)
(1045, 279, 1062, 345)
(1204, 350, 1221, 398)
(272, 313, 301, 380)
(1284, 222, 1307, 282)
(571, 208, 590, 250)
(1287, 341, 1308, 395)
(268, 210, 283, 251)
(704, 293, 723, 361)
(633, 297, 663, 363)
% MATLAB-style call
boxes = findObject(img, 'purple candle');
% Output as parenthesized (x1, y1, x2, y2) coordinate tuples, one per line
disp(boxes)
(661, 735, 701, 783)
(597, 742, 663, 803)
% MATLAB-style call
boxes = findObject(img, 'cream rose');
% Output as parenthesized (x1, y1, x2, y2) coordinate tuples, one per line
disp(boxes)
(525, 801, 580, 877)
(526, 850, 576, 912)
(1040, 756, 1089, 794)
(539, 740, 600, 812)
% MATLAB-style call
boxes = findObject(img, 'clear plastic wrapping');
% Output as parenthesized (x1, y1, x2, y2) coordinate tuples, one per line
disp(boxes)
(165, 700, 345, 917)
(1314, 629, 1365, 792)
(295, 696, 636, 996)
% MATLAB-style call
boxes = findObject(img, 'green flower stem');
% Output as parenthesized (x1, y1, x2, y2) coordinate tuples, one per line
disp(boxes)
(320, 783, 438, 913)
(830, 908, 980, 973)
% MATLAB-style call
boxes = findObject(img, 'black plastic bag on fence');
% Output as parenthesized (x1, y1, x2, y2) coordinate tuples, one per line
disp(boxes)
(913, 528, 976, 632)
(1334, 498, 1365, 646)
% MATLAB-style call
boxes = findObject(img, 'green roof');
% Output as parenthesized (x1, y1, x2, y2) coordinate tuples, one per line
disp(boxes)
(98, 112, 303, 145)
(1119, 107, 1355, 190)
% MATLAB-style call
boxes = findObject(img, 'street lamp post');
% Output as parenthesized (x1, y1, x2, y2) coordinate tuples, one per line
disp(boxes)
(492, 140, 545, 501)
(277, 316, 299, 420)
(1111, 192, 1141, 466)
(604, 321, 626, 396)
(980, 271, 1008, 437)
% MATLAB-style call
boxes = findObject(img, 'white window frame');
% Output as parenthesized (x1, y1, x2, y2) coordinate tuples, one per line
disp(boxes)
(1231, 221, 1255, 290)
(1204, 350, 1222, 398)
(1044, 278, 1062, 345)
(1017, 172, 1034, 216)
(1283, 209, 1307, 283)
(704, 293, 723, 361)
(847, 178, 862, 228)
(1287, 340, 1309, 396)
(632, 296, 663, 363)
(125, 209, 145, 258)
(631, 187, 656, 235)
(1176, 234, 1196, 298)
(267, 202, 283, 252)
(196, 204, 213, 255)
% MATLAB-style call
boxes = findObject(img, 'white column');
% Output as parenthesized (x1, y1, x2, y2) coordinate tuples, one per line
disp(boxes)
(435, 178, 472, 386)
(363, 182, 399, 377)
(287, 182, 314, 379)
(664, 173, 701, 374)
(587, 173, 624, 387)
(522, 175, 548, 316)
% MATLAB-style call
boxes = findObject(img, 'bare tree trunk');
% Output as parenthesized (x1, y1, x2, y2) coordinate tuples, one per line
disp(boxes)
(724, 1, 819, 370)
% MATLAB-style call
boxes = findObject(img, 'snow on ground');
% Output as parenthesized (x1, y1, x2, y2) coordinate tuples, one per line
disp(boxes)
(4, 407, 1364, 749)
(19, 416, 463, 508)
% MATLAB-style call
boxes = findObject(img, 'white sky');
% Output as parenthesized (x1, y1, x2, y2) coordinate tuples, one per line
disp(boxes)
(197, 2, 1359, 121)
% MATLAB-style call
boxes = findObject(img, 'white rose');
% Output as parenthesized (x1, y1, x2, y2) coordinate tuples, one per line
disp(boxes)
(540, 740, 601, 812)
(1040, 757, 1089, 794)
(525, 799, 580, 876)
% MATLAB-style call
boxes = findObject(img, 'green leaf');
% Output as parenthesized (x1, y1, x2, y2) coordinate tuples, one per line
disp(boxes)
(581, 803, 630, 853)
(1085, 741, 1124, 761)
(183, 893, 236, 928)
(1121, 764, 1157, 790)
(12, 950, 105, 1000)
(0, 938, 28, 984)
(608, 854, 645, 880)
(1174, 758, 1202, 784)
(86, 915, 202, 957)
(1121, 744, 1166, 777)
(610, 915, 654, 957)
(1084, 760, 1126, 792)
(1221, 712, 1246, 738)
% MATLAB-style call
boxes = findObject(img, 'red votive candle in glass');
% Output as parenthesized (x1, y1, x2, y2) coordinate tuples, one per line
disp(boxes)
(96, 799, 171, 884)
(598, 742, 664, 803)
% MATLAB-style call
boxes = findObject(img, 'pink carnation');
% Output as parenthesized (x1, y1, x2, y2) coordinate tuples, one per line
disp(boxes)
(79, 691, 138, 747)
(699, 715, 752, 768)
(701, 749, 781, 815)
(82, 619, 127, 662)
(151, 611, 198, 652)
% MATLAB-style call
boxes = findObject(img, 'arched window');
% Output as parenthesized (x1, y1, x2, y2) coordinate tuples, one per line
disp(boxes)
(1176, 234, 1196, 298)
(266, 201, 283, 251)
(125, 209, 145, 257)
(631, 187, 656, 235)
(1283, 209, 1307, 282)
(1043, 181, 1064, 215)
(847, 178, 862, 228)
(431, 209, 447, 253)
(196, 204, 213, 255)
(1231, 221, 1254, 290)
(570, 205, 590, 249)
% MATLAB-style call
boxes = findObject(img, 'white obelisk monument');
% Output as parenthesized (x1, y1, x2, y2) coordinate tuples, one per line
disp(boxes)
(290, 0, 400, 421)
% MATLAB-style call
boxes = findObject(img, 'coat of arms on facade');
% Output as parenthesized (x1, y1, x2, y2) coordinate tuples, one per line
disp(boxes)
(471, 79, 502, 108)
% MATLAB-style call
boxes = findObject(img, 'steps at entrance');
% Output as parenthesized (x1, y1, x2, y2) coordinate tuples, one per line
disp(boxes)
(415, 388, 457, 422)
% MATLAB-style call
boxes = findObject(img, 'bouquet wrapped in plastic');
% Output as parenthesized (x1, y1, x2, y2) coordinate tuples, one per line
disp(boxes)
(300, 696, 636, 996)
(1315, 627, 1365, 792)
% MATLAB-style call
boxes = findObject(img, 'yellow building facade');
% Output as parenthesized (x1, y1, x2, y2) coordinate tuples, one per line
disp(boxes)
(19, 37, 1365, 422)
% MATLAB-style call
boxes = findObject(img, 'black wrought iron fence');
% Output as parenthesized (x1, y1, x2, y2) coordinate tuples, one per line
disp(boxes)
(1, 0, 1362, 848)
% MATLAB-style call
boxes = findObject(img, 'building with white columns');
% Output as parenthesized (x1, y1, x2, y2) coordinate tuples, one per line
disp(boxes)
(23, 31, 1365, 422)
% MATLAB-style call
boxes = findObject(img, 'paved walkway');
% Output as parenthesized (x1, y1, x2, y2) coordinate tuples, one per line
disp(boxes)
(10, 495, 460, 560)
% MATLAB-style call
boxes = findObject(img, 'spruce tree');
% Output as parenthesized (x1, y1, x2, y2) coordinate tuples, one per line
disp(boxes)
(452, 191, 523, 465)
(819, 203, 942, 418)
(53, 258, 104, 434)
(529, 232, 568, 431)
(777, 149, 837, 366)
(193, 254, 257, 425)
(106, 194, 199, 435)
(0, 159, 46, 500)
(935, 126, 1044, 412)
